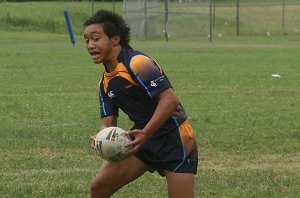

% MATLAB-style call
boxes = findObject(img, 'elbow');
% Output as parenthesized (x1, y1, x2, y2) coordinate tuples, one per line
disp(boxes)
(157, 88, 180, 112)
(171, 96, 180, 110)
(167, 93, 180, 112)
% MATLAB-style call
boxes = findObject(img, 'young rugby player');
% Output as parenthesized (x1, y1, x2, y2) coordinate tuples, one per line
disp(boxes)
(83, 10, 198, 198)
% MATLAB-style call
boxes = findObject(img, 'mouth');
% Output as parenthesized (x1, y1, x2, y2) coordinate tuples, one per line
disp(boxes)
(90, 51, 101, 60)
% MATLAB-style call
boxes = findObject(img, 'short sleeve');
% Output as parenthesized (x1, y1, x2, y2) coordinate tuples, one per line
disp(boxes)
(99, 80, 119, 117)
(129, 55, 172, 98)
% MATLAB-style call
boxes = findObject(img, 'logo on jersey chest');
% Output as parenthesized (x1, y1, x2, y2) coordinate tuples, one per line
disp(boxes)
(108, 91, 115, 99)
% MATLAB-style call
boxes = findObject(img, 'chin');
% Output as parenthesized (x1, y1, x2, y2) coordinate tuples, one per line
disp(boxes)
(93, 59, 102, 64)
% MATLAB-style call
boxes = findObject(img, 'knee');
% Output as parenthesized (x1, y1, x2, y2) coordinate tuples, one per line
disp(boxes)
(90, 176, 109, 197)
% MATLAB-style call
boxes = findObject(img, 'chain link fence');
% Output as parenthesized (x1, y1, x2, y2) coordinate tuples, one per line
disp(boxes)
(212, 0, 300, 37)
(123, 0, 300, 40)
(123, 0, 210, 40)
(0, 0, 299, 40)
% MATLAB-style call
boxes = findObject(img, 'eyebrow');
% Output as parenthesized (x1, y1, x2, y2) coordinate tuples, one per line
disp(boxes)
(86, 31, 101, 36)
(84, 31, 102, 39)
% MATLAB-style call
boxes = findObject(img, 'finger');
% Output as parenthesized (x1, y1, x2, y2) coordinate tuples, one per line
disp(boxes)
(90, 136, 97, 149)
(126, 138, 138, 147)
(90, 135, 96, 141)
(126, 129, 141, 136)
(126, 147, 138, 157)
(125, 131, 134, 138)
(90, 142, 96, 149)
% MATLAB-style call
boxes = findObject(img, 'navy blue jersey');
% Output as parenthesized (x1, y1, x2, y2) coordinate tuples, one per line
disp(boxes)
(99, 48, 187, 138)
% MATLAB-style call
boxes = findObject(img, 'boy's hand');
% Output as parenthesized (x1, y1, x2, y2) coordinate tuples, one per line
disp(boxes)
(90, 135, 96, 150)
(125, 129, 149, 157)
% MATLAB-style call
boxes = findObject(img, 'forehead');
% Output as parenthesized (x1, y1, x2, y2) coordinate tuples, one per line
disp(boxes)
(84, 23, 105, 37)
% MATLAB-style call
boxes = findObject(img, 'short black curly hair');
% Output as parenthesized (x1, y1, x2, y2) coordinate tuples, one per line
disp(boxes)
(84, 10, 132, 49)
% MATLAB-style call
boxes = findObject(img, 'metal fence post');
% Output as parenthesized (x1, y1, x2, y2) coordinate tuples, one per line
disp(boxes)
(164, 0, 169, 41)
(282, 0, 285, 34)
(143, 0, 147, 37)
(236, 0, 240, 36)
(209, 0, 212, 42)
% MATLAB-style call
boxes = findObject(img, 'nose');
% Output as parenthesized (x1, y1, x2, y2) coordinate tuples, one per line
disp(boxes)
(87, 40, 95, 50)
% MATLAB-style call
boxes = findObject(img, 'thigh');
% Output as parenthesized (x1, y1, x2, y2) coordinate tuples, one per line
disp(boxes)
(164, 170, 195, 198)
(93, 156, 148, 192)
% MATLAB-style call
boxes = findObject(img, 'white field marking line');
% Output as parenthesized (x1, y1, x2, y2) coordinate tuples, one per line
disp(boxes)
(0, 92, 94, 97)
(202, 162, 300, 172)
(1, 168, 95, 176)
(26, 122, 80, 128)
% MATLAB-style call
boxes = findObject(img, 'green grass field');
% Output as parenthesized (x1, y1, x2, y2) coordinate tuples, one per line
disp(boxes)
(1, 1, 300, 198)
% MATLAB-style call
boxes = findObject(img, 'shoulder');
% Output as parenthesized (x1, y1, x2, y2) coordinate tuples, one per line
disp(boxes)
(130, 54, 162, 75)
(130, 54, 153, 67)
(119, 48, 156, 67)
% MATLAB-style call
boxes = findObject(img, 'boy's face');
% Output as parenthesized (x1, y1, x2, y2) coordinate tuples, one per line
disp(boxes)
(83, 23, 115, 64)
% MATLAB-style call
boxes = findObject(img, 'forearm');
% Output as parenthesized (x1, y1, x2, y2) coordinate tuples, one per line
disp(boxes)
(126, 88, 179, 156)
(99, 115, 117, 130)
(143, 88, 179, 138)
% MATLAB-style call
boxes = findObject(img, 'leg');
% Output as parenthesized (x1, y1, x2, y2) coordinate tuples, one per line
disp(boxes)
(164, 170, 195, 198)
(90, 156, 148, 198)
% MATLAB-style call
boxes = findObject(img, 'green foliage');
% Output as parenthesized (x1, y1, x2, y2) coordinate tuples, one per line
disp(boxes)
(0, 2, 122, 34)
(1, 0, 121, 2)
(1, 1, 300, 37)
(4, 12, 56, 32)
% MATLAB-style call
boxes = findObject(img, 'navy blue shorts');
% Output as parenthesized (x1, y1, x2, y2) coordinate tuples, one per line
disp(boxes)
(134, 120, 198, 176)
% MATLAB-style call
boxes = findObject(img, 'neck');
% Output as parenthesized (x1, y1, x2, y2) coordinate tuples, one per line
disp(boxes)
(104, 46, 122, 72)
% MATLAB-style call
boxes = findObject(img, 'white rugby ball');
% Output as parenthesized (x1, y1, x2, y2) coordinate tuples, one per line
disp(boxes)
(95, 127, 132, 162)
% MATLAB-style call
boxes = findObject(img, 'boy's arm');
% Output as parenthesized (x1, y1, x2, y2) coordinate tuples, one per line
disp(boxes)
(126, 88, 179, 156)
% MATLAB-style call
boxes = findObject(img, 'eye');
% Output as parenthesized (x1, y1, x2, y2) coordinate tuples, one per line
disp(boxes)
(92, 37, 100, 42)
(84, 38, 89, 44)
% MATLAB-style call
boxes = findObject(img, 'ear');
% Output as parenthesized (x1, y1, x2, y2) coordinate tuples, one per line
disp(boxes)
(111, 35, 120, 46)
